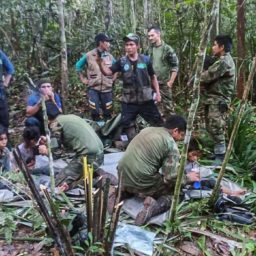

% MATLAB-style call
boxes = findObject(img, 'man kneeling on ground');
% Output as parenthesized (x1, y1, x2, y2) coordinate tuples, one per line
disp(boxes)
(39, 104, 117, 191)
(113, 115, 199, 225)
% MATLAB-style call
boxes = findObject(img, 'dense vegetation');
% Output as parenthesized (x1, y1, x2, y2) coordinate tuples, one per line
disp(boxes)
(0, 0, 256, 255)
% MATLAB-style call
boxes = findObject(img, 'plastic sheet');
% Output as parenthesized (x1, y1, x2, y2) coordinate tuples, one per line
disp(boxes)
(113, 223, 156, 256)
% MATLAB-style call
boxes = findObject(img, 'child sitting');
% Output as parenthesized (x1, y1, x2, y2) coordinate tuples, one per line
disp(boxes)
(0, 125, 11, 172)
(185, 139, 246, 196)
(18, 126, 49, 175)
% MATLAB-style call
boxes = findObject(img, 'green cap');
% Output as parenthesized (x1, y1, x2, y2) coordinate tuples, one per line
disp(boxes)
(123, 33, 140, 44)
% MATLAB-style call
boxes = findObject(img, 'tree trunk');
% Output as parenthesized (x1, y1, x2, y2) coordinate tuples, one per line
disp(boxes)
(236, 0, 246, 99)
(130, 0, 136, 33)
(105, 0, 113, 31)
(58, 0, 68, 113)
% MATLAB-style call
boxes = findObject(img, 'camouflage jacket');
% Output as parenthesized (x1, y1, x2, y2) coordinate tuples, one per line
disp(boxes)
(49, 114, 103, 160)
(118, 127, 182, 190)
(201, 52, 235, 104)
(147, 41, 179, 84)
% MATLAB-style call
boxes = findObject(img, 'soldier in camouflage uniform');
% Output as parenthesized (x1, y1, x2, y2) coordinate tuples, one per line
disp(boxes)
(200, 35, 235, 162)
(38, 105, 106, 190)
(147, 26, 179, 118)
(111, 116, 199, 225)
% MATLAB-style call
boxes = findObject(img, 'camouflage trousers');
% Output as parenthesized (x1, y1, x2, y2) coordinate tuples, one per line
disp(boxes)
(204, 103, 227, 154)
(158, 85, 175, 119)
(121, 172, 174, 199)
(55, 153, 104, 188)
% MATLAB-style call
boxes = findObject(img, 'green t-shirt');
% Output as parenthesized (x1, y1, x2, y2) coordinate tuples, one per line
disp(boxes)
(118, 127, 180, 190)
(50, 114, 103, 157)
(148, 41, 179, 84)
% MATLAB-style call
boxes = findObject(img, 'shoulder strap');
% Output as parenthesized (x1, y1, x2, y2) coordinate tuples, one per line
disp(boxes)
(139, 54, 150, 65)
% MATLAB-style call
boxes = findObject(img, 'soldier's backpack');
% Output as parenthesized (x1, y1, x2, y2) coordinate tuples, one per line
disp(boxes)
(214, 195, 254, 225)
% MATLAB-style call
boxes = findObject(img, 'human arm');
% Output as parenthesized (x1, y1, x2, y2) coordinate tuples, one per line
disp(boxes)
(167, 71, 178, 88)
(200, 58, 231, 84)
(75, 54, 88, 85)
(100, 56, 122, 76)
(26, 95, 42, 117)
(166, 48, 179, 88)
(147, 59, 161, 102)
(151, 75, 161, 103)
(0, 51, 15, 87)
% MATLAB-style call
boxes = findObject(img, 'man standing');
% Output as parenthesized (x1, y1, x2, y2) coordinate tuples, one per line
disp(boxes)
(200, 35, 235, 162)
(0, 50, 15, 131)
(100, 33, 163, 140)
(116, 115, 199, 225)
(75, 33, 115, 121)
(147, 26, 179, 117)
(25, 79, 62, 134)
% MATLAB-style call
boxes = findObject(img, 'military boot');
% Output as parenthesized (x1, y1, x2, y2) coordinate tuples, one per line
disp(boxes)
(95, 168, 118, 186)
(135, 195, 171, 226)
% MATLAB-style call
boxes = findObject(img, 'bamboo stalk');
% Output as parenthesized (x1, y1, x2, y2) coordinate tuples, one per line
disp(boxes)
(99, 178, 111, 241)
(104, 201, 123, 255)
(169, 0, 220, 223)
(13, 148, 70, 256)
(209, 56, 256, 205)
(83, 157, 93, 233)
(41, 188, 75, 255)
(93, 188, 100, 242)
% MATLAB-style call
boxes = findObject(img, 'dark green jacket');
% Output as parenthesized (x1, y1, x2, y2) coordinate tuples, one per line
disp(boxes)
(201, 52, 235, 104)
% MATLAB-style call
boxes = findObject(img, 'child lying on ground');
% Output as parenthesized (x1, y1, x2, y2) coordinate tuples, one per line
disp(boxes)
(0, 125, 11, 173)
(185, 139, 246, 196)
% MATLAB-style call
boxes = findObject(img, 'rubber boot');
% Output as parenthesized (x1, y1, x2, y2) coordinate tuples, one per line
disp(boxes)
(95, 168, 118, 186)
(135, 195, 171, 226)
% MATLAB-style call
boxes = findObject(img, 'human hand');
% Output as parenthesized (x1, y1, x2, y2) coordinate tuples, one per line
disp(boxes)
(186, 171, 200, 182)
(167, 80, 174, 88)
(38, 136, 47, 145)
(57, 182, 69, 193)
(81, 77, 89, 85)
(38, 145, 48, 155)
(155, 92, 161, 103)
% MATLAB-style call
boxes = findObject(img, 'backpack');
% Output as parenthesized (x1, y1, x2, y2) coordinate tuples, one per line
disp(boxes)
(214, 195, 254, 225)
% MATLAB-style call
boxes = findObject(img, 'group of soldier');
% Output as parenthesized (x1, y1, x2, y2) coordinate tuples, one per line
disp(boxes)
(0, 27, 236, 225)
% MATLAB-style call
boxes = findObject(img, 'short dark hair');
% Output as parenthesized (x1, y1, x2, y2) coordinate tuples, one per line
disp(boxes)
(163, 115, 187, 132)
(36, 78, 51, 88)
(214, 35, 232, 52)
(188, 138, 200, 153)
(23, 126, 40, 142)
(148, 25, 161, 34)
(0, 125, 7, 137)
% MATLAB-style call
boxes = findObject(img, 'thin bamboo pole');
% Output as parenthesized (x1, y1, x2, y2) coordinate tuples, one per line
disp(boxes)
(169, 0, 220, 223)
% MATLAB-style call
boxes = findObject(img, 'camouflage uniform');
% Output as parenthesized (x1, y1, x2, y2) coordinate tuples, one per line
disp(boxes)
(118, 127, 182, 196)
(200, 52, 235, 155)
(49, 114, 104, 188)
(147, 41, 179, 117)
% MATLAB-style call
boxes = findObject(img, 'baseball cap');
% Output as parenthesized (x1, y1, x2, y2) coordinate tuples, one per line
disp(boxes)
(95, 33, 113, 44)
(123, 33, 140, 44)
